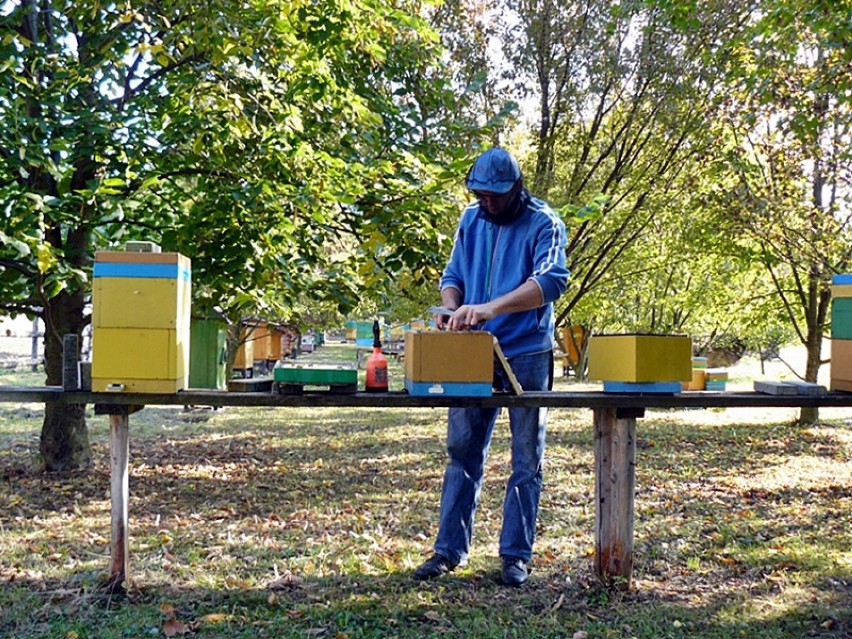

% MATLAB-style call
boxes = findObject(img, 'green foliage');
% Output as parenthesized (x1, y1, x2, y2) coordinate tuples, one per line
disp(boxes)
(695, 0, 852, 386)
(0, 0, 488, 466)
(0, 0, 478, 330)
(495, 0, 758, 342)
(481, 0, 848, 377)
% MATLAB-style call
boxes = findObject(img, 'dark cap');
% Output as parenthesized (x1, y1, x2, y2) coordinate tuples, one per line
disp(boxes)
(465, 148, 522, 194)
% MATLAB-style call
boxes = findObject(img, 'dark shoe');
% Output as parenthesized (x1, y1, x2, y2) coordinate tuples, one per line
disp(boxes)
(500, 556, 528, 587)
(413, 553, 457, 580)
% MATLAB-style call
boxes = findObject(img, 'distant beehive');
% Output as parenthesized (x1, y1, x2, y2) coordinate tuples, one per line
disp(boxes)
(704, 368, 729, 391)
(233, 325, 254, 374)
(91, 251, 191, 393)
(683, 356, 707, 391)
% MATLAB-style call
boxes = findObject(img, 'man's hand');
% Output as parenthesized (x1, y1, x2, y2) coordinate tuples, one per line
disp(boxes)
(432, 306, 455, 330)
(446, 303, 496, 331)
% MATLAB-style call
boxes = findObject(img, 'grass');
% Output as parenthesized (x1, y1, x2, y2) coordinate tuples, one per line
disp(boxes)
(1, 346, 851, 638)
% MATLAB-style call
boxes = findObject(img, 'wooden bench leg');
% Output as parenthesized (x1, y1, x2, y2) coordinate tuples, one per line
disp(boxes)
(593, 407, 636, 590)
(108, 413, 130, 594)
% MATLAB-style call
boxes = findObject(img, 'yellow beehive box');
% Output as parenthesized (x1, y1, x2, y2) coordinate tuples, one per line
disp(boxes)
(248, 322, 270, 361)
(266, 329, 283, 361)
(93, 277, 191, 330)
(561, 325, 585, 367)
(588, 334, 692, 382)
(683, 368, 706, 391)
(682, 356, 708, 390)
(91, 327, 188, 392)
(404, 331, 493, 383)
(233, 343, 253, 369)
(832, 285, 852, 299)
(92, 251, 191, 393)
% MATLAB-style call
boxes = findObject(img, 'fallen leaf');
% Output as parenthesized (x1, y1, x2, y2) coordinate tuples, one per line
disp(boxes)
(159, 603, 176, 618)
(269, 574, 303, 590)
(163, 619, 189, 637)
(198, 613, 228, 624)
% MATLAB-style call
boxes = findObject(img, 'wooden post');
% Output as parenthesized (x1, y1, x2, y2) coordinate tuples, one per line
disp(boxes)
(108, 412, 130, 594)
(62, 334, 79, 391)
(593, 406, 638, 590)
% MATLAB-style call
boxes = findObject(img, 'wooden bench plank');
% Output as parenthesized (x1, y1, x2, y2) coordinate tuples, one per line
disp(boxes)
(5, 387, 852, 409)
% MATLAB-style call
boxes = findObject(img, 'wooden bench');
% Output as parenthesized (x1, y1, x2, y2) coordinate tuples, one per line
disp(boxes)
(2, 386, 851, 593)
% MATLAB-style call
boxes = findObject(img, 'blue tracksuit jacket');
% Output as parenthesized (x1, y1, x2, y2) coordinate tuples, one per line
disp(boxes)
(440, 196, 569, 359)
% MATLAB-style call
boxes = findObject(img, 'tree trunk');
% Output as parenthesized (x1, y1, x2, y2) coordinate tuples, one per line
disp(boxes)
(40, 402, 90, 471)
(797, 324, 825, 426)
(39, 288, 91, 471)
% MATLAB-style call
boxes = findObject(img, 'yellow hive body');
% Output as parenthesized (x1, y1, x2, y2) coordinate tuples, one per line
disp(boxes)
(587, 334, 692, 383)
(266, 329, 282, 361)
(233, 329, 255, 370)
(561, 325, 585, 367)
(831, 285, 852, 298)
(91, 328, 187, 392)
(249, 322, 270, 361)
(686, 368, 706, 391)
(93, 278, 190, 330)
(91, 252, 191, 393)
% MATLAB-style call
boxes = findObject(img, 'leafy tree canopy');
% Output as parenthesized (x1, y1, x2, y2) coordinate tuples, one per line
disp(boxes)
(0, 0, 492, 470)
(0, 0, 482, 332)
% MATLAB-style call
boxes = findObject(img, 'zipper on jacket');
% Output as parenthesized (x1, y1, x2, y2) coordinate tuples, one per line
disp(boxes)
(485, 222, 496, 300)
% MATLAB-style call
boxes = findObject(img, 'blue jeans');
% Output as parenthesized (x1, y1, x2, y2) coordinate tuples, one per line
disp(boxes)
(433, 350, 553, 565)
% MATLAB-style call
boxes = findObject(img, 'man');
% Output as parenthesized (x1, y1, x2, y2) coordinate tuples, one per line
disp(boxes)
(414, 147, 569, 586)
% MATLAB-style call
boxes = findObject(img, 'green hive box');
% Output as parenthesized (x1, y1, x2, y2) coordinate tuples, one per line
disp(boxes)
(189, 318, 228, 389)
(274, 364, 357, 386)
(831, 297, 852, 340)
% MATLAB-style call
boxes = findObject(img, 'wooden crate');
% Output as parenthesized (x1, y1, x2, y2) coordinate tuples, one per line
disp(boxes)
(404, 330, 494, 396)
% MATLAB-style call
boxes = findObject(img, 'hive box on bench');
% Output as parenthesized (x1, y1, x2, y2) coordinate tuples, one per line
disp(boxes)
(831, 334, 852, 392)
(831, 275, 852, 392)
(831, 298, 852, 340)
(587, 334, 692, 383)
(404, 330, 494, 396)
(274, 364, 357, 387)
(92, 251, 191, 393)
